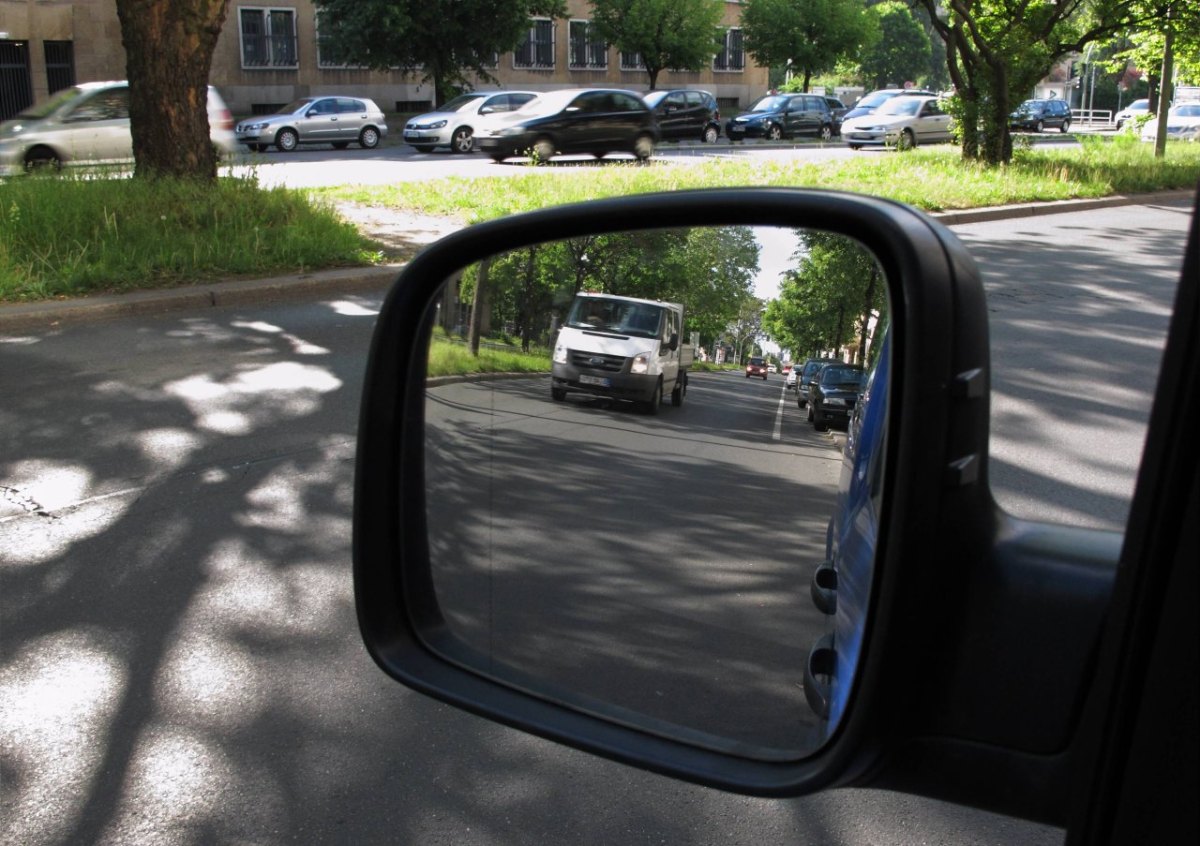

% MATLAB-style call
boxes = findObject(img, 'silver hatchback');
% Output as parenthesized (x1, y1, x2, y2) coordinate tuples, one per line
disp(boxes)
(0, 80, 237, 175)
(404, 91, 538, 153)
(235, 96, 387, 152)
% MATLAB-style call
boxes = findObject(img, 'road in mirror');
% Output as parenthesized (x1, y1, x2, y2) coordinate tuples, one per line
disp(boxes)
(422, 225, 889, 760)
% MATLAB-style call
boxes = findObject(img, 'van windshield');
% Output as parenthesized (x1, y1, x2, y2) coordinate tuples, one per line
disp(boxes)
(566, 298, 664, 339)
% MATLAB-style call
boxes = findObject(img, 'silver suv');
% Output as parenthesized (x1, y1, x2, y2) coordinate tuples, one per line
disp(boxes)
(235, 96, 387, 152)
(0, 81, 237, 175)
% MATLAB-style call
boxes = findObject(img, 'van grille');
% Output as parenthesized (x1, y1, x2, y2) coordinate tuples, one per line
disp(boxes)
(569, 350, 626, 372)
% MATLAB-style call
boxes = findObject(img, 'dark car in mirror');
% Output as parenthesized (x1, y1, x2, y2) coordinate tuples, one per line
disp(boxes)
(805, 363, 866, 431)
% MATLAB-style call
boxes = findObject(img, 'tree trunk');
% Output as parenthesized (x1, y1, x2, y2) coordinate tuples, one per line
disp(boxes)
(115, 0, 229, 181)
(1155, 24, 1175, 160)
(469, 258, 492, 357)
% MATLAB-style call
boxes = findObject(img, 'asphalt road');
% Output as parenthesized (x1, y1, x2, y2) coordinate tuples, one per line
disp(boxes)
(1, 199, 1192, 845)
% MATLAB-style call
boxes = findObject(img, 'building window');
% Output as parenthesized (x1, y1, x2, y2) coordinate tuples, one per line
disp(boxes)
(44, 41, 75, 94)
(0, 40, 33, 121)
(569, 20, 606, 70)
(514, 19, 555, 70)
(620, 51, 645, 71)
(713, 27, 744, 72)
(239, 7, 298, 69)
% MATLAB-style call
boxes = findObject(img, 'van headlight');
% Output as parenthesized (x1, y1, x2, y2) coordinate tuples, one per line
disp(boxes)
(553, 344, 568, 364)
(631, 353, 651, 374)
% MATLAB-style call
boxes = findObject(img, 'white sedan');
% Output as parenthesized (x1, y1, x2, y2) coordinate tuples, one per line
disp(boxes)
(1141, 103, 1200, 142)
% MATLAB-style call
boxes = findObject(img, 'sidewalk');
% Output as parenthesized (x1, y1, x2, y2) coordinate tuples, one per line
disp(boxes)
(1, 188, 1193, 332)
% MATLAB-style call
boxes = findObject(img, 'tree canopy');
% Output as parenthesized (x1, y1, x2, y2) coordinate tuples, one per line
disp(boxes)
(741, 0, 875, 92)
(589, 0, 726, 90)
(859, 2, 932, 90)
(314, 0, 566, 105)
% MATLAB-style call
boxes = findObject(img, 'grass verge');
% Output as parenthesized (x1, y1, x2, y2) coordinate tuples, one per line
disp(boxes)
(0, 172, 380, 302)
(428, 333, 551, 378)
(317, 137, 1200, 223)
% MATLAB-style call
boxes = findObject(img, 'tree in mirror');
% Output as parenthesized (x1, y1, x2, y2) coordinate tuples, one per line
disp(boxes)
(420, 225, 889, 761)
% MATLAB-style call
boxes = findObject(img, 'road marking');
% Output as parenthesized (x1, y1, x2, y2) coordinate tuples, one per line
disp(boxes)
(773, 385, 788, 440)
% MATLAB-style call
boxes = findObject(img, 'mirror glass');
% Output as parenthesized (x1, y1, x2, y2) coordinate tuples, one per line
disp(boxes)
(422, 225, 889, 760)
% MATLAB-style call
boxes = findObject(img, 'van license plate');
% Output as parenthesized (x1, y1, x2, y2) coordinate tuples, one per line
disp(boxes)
(579, 374, 610, 387)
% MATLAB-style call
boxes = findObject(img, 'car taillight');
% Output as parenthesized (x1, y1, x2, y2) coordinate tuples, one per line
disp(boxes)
(216, 108, 234, 131)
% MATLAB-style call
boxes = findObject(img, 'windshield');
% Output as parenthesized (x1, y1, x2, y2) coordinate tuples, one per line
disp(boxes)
(566, 297, 664, 339)
(877, 97, 924, 117)
(516, 90, 575, 117)
(1015, 101, 1042, 113)
(1171, 104, 1200, 117)
(856, 91, 899, 110)
(1125, 99, 1150, 112)
(12, 85, 89, 120)
(438, 94, 487, 112)
(642, 91, 668, 108)
(746, 95, 788, 113)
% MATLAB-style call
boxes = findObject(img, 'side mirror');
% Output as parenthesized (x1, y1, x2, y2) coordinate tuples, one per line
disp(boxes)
(354, 189, 1115, 818)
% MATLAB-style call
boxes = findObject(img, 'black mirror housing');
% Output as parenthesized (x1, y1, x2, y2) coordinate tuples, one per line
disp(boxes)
(353, 188, 1113, 818)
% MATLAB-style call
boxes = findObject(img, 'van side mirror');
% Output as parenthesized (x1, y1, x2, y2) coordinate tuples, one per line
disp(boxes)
(354, 188, 1116, 818)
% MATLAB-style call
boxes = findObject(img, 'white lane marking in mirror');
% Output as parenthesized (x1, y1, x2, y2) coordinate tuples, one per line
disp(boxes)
(773, 385, 787, 441)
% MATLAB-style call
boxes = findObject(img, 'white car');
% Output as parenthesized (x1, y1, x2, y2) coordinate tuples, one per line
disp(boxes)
(1114, 98, 1150, 130)
(1140, 103, 1200, 142)
(403, 91, 538, 154)
(841, 95, 954, 150)
(0, 80, 236, 175)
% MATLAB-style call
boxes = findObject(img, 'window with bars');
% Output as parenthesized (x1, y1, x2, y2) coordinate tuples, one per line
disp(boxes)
(568, 20, 606, 70)
(239, 7, 298, 69)
(620, 51, 645, 71)
(514, 19, 555, 69)
(713, 27, 744, 72)
(44, 41, 75, 94)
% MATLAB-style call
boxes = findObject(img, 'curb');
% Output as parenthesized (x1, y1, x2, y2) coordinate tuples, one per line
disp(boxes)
(1, 190, 1193, 332)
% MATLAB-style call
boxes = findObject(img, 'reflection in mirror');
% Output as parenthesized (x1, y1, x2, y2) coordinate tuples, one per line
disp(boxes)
(422, 225, 890, 760)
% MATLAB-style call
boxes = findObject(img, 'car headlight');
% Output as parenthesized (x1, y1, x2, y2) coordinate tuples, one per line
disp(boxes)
(630, 353, 651, 374)
(553, 345, 567, 364)
(825, 398, 846, 407)
(425, 120, 447, 130)
(244, 122, 270, 131)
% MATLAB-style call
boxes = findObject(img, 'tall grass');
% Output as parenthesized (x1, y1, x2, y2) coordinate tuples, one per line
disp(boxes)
(428, 334, 551, 377)
(0, 172, 379, 302)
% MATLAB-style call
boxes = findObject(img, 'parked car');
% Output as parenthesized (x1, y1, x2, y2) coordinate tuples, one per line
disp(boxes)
(235, 95, 387, 152)
(745, 356, 768, 379)
(824, 97, 849, 134)
(841, 94, 954, 150)
(474, 88, 658, 164)
(784, 366, 801, 390)
(1140, 103, 1200, 142)
(796, 357, 841, 407)
(1009, 98, 1072, 132)
(840, 88, 936, 123)
(403, 90, 538, 154)
(0, 80, 236, 175)
(642, 89, 721, 143)
(805, 363, 867, 431)
(725, 93, 836, 142)
(1114, 98, 1151, 130)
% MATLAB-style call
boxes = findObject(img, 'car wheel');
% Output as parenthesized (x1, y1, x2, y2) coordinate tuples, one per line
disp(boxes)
(1035, 119, 1044, 133)
(765, 124, 783, 141)
(813, 409, 829, 432)
(359, 127, 381, 149)
(896, 128, 916, 151)
(1061, 119, 1071, 133)
(633, 134, 654, 161)
(702, 125, 719, 144)
(849, 144, 862, 151)
(640, 380, 662, 415)
(551, 387, 566, 402)
(489, 155, 506, 163)
(798, 395, 807, 408)
(671, 374, 685, 407)
(807, 403, 814, 421)
(275, 128, 299, 152)
(451, 127, 474, 154)
(819, 124, 833, 141)
(23, 147, 62, 172)
(249, 143, 268, 153)
(412, 144, 436, 153)
(532, 137, 555, 164)
(332, 142, 349, 150)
